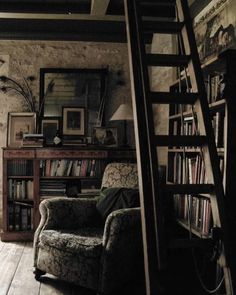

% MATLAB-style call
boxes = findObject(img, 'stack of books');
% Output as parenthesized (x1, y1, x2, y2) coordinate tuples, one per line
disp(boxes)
(22, 134, 44, 147)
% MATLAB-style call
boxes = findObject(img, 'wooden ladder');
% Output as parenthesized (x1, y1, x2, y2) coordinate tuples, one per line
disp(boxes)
(124, 0, 235, 294)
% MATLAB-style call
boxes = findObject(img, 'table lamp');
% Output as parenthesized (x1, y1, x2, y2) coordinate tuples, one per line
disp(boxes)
(110, 103, 133, 147)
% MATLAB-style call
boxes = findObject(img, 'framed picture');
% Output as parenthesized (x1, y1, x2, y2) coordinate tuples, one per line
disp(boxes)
(93, 127, 118, 147)
(62, 107, 85, 136)
(41, 117, 60, 145)
(7, 112, 36, 147)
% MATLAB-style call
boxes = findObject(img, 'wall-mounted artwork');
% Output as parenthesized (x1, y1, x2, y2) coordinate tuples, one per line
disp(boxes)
(39, 68, 108, 138)
(194, 0, 236, 63)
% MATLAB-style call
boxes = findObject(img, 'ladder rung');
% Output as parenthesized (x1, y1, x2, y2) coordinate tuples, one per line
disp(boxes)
(149, 91, 198, 104)
(139, 2, 175, 18)
(143, 21, 183, 34)
(169, 238, 214, 249)
(163, 183, 214, 194)
(147, 54, 190, 67)
(154, 135, 206, 147)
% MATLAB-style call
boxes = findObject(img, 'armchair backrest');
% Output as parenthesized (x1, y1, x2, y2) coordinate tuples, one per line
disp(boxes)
(101, 163, 138, 189)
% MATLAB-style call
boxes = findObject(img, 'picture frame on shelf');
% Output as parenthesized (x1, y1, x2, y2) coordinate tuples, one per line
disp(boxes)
(41, 117, 60, 146)
(7, 112, 37, 147)
(93, 127, 118, 147)
(62, 107, 85, 136)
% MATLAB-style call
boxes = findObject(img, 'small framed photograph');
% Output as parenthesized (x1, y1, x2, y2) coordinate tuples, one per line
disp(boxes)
(41, 117, 60, 145)
(93, 127, 118, 147)
(62, 107, 85, 136)
(7, 112, 36, 147)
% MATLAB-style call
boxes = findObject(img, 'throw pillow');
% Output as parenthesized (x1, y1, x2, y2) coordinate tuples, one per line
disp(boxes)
(96, 187, 140, 220)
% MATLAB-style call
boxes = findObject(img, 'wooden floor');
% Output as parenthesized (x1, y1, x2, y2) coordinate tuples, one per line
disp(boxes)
(0, 240, 145, 295)
(0, 240, 96, 295)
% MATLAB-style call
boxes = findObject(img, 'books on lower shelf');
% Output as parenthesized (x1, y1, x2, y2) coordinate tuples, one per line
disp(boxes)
(40, 180, 67, 198)
(174, 195, 212, 236)
(8, 202, 34, 232)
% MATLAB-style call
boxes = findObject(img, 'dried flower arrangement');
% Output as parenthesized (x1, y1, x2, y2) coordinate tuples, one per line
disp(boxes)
(0, 74, 54, 117)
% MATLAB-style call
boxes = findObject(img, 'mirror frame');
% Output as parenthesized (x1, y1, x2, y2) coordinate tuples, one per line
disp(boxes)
(39, 68, 108, 139)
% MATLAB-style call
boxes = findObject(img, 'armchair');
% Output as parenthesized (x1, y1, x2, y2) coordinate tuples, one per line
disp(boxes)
(33, 163, 143, 294)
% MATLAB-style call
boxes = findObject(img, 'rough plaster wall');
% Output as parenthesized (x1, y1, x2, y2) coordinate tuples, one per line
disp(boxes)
(151, 34, 176, 166)
(0, 40, 133, 228)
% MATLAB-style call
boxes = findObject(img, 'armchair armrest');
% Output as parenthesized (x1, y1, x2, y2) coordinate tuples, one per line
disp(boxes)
(103, 207, 141, 248)
(99, 207, 143, 294)
(33, 197, 100, 267)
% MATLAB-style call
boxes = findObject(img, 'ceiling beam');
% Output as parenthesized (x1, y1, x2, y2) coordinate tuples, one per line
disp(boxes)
(0, 17, 127, 43)
(0, 12, 124, 21)
(91, 0, 110, 15)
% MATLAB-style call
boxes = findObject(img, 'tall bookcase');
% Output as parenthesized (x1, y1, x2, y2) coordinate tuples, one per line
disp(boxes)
(167, 49, 236, 238)
(1, 147, 136, 241)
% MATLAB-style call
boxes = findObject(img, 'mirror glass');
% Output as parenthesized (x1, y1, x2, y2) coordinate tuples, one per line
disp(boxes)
(40, 68, 107, 137)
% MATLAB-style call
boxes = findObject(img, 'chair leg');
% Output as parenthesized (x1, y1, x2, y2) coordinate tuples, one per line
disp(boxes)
(34, 268, 46, 281)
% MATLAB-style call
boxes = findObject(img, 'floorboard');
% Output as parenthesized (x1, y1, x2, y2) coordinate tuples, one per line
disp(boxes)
(0, 241, 143, 295)
(0, 242, 25, 295)
(0, 241, 96, 295)
(7, 242, 40, 295)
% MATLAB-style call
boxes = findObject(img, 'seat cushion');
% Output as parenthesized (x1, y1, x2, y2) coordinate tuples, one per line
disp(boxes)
(39, 228, 104, 258)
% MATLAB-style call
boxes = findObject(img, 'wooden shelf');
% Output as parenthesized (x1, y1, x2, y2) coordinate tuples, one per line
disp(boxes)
(177, 219, 209, 239)
(1, 147, 136, 241)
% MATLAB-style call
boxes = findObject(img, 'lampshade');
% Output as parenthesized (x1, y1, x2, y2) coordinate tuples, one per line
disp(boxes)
(110, 103, 133, 121)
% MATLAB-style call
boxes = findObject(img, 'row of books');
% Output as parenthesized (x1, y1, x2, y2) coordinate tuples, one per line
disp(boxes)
(172, 153, 224, 185)
(173, 194, 212, 236)
(205, 74, 225, 104)
(172, 153, 206, 185)
(8, 179, 33, 200)
(211, 111, 225, 148)
(40, 180, 67, 198)
(172, 115, 198, 137)
(171, 112, 224, 149)
(8, 203, 33, 231)
(8, 160, 33, 176)
(40, 159, 105, 177)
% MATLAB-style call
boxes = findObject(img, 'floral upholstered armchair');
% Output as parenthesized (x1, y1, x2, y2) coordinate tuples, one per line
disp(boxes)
(33, 163, 143, 294)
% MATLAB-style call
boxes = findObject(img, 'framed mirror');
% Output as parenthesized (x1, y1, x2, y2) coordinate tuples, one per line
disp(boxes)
(39, 68, 108, 139)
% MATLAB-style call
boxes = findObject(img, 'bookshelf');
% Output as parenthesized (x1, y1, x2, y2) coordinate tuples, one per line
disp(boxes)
(1, 147, 136, 241)
(167, 49, 236, 238)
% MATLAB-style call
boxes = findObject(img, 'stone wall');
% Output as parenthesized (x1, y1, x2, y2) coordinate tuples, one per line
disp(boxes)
(0, 40, 134, 228)
(150, 34, 176, 166)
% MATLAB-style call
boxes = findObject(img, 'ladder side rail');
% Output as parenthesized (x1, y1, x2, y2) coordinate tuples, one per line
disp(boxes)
(131, 0, 166, 270)
(124, 1, 165, 293)
(126, 0, 166, 270)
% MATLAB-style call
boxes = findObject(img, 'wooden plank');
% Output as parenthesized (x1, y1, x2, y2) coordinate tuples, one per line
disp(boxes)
(0, 242, 25, 295)
(146, 53, 190, 67)
(91, 0, 110, 15)
(0, 12, 124, 22)
(0, 240, 4, 252)
(154, 135, 206, 146)
(7, 242, 40, 295)
(149, 91, 198, 104)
